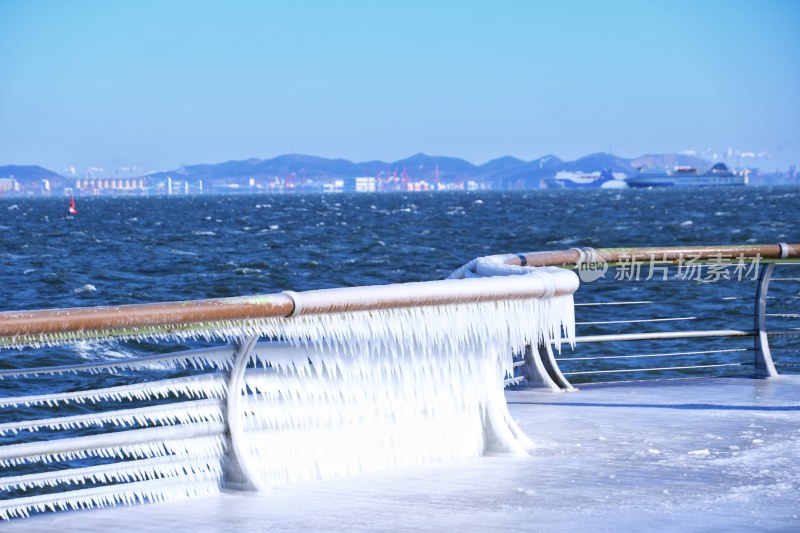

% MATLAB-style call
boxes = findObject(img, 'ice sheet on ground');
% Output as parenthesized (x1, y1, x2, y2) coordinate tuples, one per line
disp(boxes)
(6, 376, 799, 532)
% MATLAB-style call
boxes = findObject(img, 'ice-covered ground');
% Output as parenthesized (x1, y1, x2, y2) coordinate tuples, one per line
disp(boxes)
(8, 376, 800, 532)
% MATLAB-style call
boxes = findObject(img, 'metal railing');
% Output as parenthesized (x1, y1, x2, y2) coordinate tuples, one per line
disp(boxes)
(508, 243, 800, 387)
(0, 265, 577, 519)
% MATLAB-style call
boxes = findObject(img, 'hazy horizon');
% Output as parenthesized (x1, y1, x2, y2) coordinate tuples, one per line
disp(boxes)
(1, 0, 798, 175)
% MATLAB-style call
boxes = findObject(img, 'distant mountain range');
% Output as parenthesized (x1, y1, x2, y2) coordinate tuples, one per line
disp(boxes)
(1, 152, 713, 190)
(0, 165, 65, 182)
(142, 152, 711, 189)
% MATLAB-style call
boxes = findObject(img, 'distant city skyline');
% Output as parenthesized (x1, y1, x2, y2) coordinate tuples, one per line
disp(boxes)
(1, 0, 798, 174)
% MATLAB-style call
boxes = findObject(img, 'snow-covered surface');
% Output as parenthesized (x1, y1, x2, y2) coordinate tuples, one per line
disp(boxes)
(7, 376, 800, 532)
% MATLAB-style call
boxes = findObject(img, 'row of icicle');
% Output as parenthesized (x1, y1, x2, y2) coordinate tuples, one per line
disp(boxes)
(1, 290, 575, 520)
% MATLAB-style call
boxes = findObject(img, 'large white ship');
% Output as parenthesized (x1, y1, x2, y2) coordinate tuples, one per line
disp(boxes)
(626, 162, 746, 187)
(543, 169, 628, 189)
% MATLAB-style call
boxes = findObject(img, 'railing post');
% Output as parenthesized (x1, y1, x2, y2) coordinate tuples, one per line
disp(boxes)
(520, 343, 576, 392)
(538, 342, 577, 391)
(754, 263, 778, 378)
(225, 335, 261, 489)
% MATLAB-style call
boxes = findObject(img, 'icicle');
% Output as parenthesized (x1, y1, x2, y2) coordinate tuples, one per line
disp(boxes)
(0, 399, 225, 436)
(0, 374, 227, 409)
(0, 345, 234, 380)
(228, 295, 575, 489)
(0, 427, 226, 468)
(0, 475, 222, 520)
(0, 454, 223, 493)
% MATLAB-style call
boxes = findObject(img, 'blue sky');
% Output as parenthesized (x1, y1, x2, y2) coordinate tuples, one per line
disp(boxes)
(1, 0, 798, 174)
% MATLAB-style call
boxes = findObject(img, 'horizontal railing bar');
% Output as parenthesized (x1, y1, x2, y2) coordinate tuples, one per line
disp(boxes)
(576, 316, 698, 326)
(0, 244, 793, 347)
(586, 276, 763, 285)
(511, 244, 800, 268)
(0, 295, 295, 340)
(0, 345, 235, 379)
(504, 376, 525, 386)
(556, 347, 749, 362)
(3, 244, 794, 344)
(564, 363, 743, 375)
(565, 329, 800, 343)
(0, 421, 226, 463)
(576, 311, 756, 322)
(0, 453, 220, 492)
(512, 360, 525, 368)
(770, 278, 800, 281)
(568, 329, 754, 343)
(0, 271, 578, 343)
(574, 295, 773, 308)
(766, 313, 800, 318)
(768, 329, 800, 336)
(0, 373, 227, 408)
(575, 301, 655, 307)
(0, 474, 222, 520)
(576, 375, 741, 385)
(450, 245, 798, 280)
(0, 399, 224, 435)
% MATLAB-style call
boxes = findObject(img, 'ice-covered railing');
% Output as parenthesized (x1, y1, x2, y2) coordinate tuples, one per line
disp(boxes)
(0, 264, 577, 519)
(460, 243, 800, 386)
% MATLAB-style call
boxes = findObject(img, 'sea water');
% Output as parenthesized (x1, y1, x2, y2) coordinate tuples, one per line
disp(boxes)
(0, 187, 796, 307)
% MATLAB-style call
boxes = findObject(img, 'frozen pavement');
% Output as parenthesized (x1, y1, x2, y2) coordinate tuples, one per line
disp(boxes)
(7, 376, 800, 532)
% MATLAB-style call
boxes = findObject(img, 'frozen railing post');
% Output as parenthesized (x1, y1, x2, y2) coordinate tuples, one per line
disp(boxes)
(448, 254, 579, 392)
(753, 243, 792, 378)
(520, 342, 576, 391)
(221, 271, 579, 488)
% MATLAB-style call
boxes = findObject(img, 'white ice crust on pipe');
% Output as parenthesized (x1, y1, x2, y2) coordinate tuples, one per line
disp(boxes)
(447, 253, 573, 280)
(288, 266, 577, 313)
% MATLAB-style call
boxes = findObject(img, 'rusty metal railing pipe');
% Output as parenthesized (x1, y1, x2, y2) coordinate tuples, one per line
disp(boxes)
(448, 243, 799, 280)
(0, 294, 296, 340)
(506, 243, 799, 268)
(0, 269, 578, 342)
(2, 243, 796, 343)
(284, 271, 576, 315)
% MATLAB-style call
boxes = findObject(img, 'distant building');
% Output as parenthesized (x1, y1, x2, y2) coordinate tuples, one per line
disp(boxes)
(355, 176, 376, 192)
(0, 178, 20, 194)
(74, 178, 146, 193)
(323, 179, 345, 193)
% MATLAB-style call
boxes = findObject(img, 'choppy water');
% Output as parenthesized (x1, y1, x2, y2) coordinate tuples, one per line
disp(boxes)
(1, 187, 799, 380)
